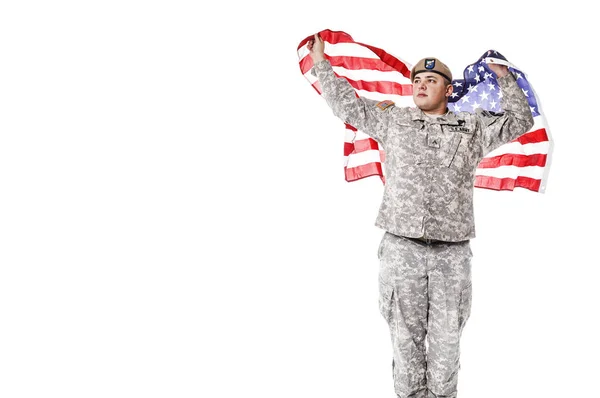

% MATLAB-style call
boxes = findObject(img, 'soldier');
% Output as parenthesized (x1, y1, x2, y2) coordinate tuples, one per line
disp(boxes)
(306, 33, 533, 398)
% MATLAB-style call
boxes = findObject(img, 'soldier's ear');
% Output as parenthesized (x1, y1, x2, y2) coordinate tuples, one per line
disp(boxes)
(445, 83, 453, 97)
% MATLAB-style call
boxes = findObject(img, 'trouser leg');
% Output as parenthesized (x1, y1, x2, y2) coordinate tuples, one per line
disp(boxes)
(426, 242, 472, 398)
(378, 233, 428, 398)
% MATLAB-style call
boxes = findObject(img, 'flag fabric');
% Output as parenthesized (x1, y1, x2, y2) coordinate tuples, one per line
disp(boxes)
(297, 29, 553, 193)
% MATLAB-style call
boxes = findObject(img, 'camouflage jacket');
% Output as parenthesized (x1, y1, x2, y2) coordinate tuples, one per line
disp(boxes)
(311, 59, 534, 241)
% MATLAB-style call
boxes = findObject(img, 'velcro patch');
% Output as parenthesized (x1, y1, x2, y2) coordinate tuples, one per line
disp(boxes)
(481, 110, 504, 117)
(427, 135, 441, 148)
(447, 126, 471, 133)
(376, 100, 395, 111)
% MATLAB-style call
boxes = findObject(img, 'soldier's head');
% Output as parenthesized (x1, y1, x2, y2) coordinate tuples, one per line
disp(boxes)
(410, 57, 453, 115)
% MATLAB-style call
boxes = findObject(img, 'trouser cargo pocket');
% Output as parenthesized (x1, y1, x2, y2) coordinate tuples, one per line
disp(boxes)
(378, 278, 394, 323)
(458, 282, 472, 331)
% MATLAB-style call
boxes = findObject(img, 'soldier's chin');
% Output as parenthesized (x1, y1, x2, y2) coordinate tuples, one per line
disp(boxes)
(414, 98, 428, 109)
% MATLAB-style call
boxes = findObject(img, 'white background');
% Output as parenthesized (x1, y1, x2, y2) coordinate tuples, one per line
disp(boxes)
(0, 1, 598, 397)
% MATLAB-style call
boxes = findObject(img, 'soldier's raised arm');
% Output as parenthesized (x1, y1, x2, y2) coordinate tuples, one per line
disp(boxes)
(307, 34, 393, 144)
(476, 61, 534, 156)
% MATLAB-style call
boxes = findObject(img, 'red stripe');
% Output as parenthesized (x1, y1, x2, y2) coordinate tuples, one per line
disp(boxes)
(328, 55, 404, 73)
(344, 142, 355, 156)
(478, 153, 547, 168)
(303, 57, 412, 95)
(515, 128, 548, 144)
(344, 139, 380, 157)
(359, 43, 412, 79)
(312, 30, 358, 46)
(299, 54, 314, 75)
(311, 80, 321, 94)
(341, 75, 413, 96)
(298, 29, 411, 78)
(320, 29, 413, 78)
(345, 162, 385, 183)
(353, 137, 380, 153)
(474, 175, 541, 192)
(300, 54, 408, 75)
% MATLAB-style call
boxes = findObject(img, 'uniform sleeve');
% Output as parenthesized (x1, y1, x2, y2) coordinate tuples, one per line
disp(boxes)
(311, 59, 393, 144)
(475, 72, 534, 156)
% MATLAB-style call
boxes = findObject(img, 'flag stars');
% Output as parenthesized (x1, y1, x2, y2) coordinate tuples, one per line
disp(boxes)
(450, 92, 459, 98)
(478, 65, 485, 73)
(474, 74, 481, 83)
(484, 72, 493, 80)
(515, 72, 523, 80)
(461, 96, 470, 104)
(471, 102, 481, 110)
(467, 84, 478, 93)
(453, 103, 461, 112)
(479, 91, 490, 101)
(497, 91, 503, 99)
(453, 81, 463, 88)
(530, 106, 536, 113)
(522, 88, 529, 97)
(467, 65, 474, 73)
(487, 82, 496, 91)
(489, 100, 497, 109)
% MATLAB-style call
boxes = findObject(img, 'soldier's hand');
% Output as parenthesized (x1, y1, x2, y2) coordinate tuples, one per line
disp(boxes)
(307, 33, 326, 63)
(487, 62, 509, 78)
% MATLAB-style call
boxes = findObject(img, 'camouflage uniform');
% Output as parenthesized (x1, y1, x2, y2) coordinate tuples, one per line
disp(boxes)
(311, 59, 533, 398)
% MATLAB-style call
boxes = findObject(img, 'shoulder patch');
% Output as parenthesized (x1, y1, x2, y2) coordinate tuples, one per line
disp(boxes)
(376, 100, 395, 111)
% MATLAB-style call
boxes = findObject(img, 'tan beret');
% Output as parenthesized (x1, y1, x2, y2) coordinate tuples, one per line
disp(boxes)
(410, 57, 452, 83)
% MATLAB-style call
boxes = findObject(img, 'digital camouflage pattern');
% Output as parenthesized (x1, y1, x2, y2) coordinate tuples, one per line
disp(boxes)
(378, 233, 472, 398)
(311, 60, 534, 242)
(310, 58, 533, 398)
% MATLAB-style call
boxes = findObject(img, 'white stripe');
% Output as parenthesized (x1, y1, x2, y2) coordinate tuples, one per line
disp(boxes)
(327, 41, 413, 68)
(298, 41, 383, 61)
(303, 71, 414, 105)
(298, 46, 310, 60)
(303, 70, 318, 85)
(325, 41, 380, 59)
(531, 116, 549, 131)
(344, 149, 382, 168)
(486, 141, 550, 157)
(345, 130, 375, 143)
(475, 165, 545, 180)
(344, 129, 357, 142)
(355, 90, 414, 105)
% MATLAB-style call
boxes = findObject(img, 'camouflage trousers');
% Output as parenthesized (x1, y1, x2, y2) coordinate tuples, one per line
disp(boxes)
(378, 232, 473, 398)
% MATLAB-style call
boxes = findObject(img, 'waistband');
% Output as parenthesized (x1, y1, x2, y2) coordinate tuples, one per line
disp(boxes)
(401, 236, 468, 246)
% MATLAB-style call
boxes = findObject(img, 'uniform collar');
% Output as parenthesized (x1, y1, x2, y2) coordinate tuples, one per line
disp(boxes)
(410, 107, 462, 125)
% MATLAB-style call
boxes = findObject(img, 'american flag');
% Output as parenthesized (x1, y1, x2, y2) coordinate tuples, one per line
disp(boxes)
(297, 29, 552, 193)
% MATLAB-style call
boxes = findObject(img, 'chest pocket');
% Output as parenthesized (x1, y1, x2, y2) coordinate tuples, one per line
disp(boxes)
(430, 132, 460, 167)
(441, 124, 475, 168)
(387, 120, 423, 167)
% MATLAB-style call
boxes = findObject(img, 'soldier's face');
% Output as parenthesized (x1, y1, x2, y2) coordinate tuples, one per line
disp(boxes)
(412, 72, 453, 113)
